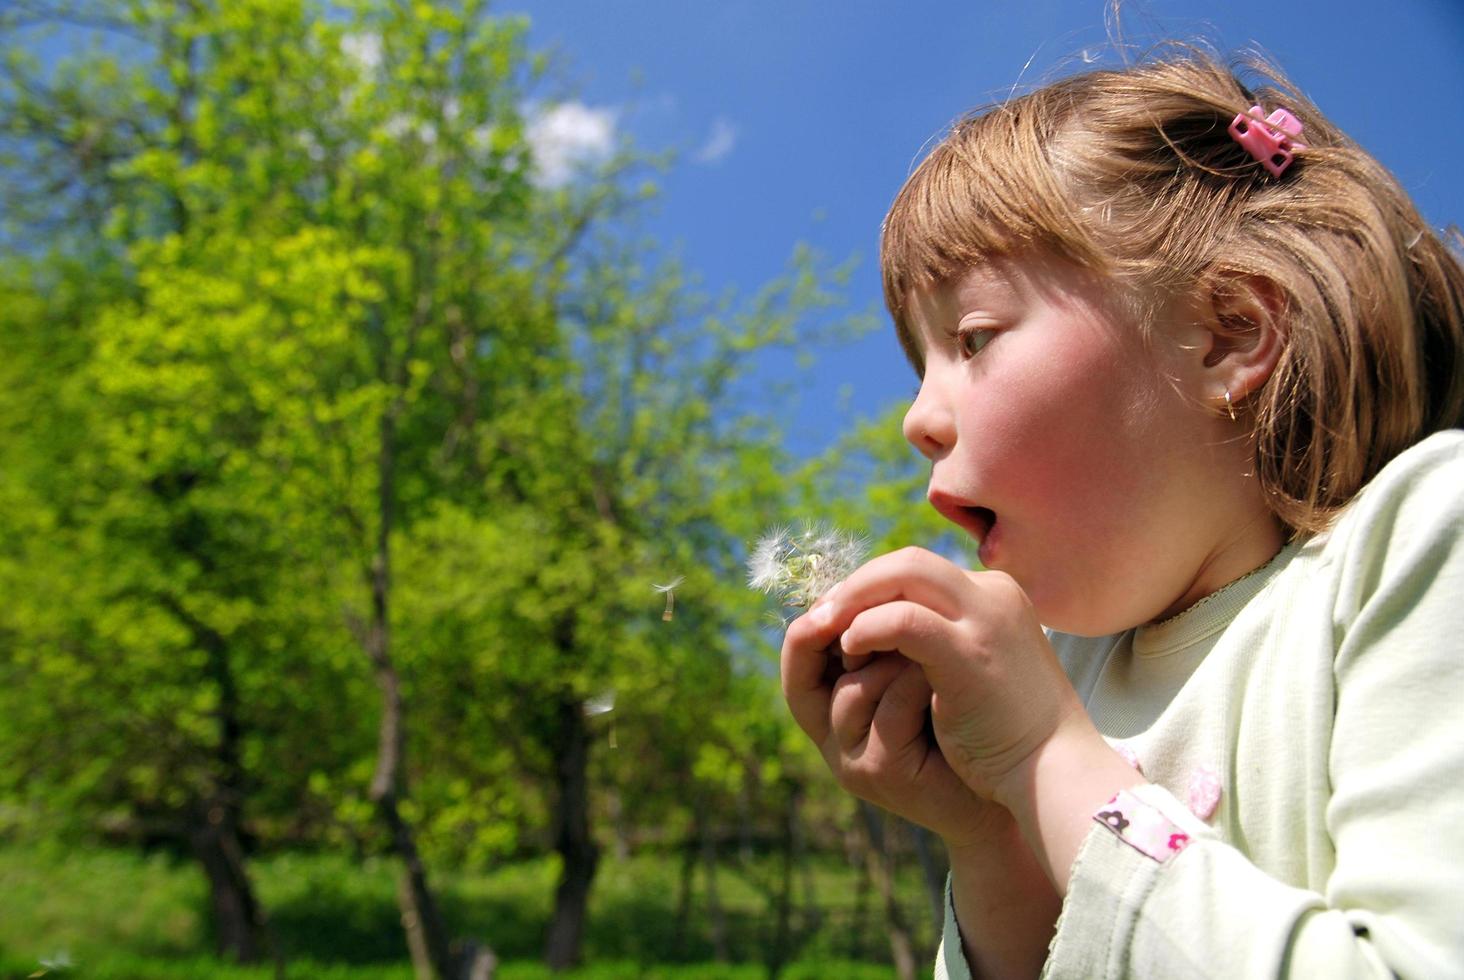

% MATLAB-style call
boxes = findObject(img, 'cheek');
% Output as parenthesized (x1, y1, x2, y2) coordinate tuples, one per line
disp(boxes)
(991, 346, 1129, 471)
(990, 338, 1163, 530)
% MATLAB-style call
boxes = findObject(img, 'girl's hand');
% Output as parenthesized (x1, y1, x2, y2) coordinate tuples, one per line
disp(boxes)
(782, 549, 1074, 969)
(805, 547, 1085, 810)
(781, 599, 1010, 849)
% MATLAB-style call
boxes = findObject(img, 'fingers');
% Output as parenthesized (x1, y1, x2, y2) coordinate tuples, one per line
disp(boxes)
(781, 602, 843, 744)
(869, 660, 936, 754)
(809, 546, 966, 637)
(785, 547, 977, 752)
(828, 654, 908, 753)
(797, 631, 937, 766)
(830, 656, 944, 803)
(839, 598, 952, 668)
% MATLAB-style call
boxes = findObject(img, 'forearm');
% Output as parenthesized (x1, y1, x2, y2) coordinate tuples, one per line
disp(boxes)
(945, 815, 1062, 979)
(996, 713, 1145, 896)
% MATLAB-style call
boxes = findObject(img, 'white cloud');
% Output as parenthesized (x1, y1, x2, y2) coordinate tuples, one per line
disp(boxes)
(694, 117, 738, 164)
(525, 101, 618, 187)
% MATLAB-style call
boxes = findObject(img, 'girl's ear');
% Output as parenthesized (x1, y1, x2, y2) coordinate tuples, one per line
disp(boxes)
(1196, 274, 1286, 410)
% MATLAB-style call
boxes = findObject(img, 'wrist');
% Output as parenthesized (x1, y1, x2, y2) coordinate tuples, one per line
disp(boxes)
(946, 809, 1061, 980)
(996, 714, 1145, 894)
(941, 804, 1023, 862)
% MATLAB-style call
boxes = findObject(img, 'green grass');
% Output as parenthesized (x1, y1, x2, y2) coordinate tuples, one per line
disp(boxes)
(0, 956, 907, 980)
(0, 845, 937, 979)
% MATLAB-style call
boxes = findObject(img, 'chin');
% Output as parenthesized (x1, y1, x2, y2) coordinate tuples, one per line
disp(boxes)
(1024, 586, 1133, 638)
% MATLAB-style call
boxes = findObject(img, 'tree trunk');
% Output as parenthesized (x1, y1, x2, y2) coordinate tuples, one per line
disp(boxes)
(362, 405, 479, 980)
(376, 791, 453, 980)
(188, 800, 266, 965)
(857, 801, 918, 980)
(367, 608, 456, 980)
(765, 781, 802, 978)
(159, 593, 279, 973)
(909, 821, 947, 935)
(545, 693, 599, 971)
(607, 786, 630, 861)
(672, 807, 698, 957)
(798, 820, 820, 940)
(701, 811, 729, 962)
(737, 771, 756, 864)
(846, 822, 871, 961)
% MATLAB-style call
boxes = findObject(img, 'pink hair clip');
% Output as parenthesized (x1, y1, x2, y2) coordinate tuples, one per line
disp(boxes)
(1229, 105, 1306, 177)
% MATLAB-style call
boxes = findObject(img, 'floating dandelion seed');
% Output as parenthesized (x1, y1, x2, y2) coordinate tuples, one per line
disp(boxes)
(39, 949, 74, 972)
(585, 689, 617, 748)
(653, 576, 685, 621)
(747, 522, 868, 610)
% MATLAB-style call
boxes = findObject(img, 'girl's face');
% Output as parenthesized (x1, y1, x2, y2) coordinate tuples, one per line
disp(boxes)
(901, 254, 1278, 636)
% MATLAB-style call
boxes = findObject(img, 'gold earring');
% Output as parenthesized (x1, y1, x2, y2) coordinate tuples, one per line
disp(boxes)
(1224, 388, 1237, 421)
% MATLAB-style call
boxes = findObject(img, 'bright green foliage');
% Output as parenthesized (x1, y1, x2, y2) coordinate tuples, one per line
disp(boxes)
(0, 0, 548, 851)
(0, 0, 935, 970)
(0, 0, 892, 874)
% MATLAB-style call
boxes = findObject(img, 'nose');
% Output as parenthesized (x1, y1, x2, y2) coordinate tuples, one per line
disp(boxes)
(903, 373, 954, 460)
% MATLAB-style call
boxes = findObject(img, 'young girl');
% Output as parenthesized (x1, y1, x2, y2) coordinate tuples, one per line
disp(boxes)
(781, 50, 1464, 978)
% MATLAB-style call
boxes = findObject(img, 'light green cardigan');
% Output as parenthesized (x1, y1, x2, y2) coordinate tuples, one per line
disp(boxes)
(937, 430, 1464, 979)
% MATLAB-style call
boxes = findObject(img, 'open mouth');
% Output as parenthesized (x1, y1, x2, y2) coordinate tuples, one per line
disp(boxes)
(958, 505, 996, 544)
(928, 490, 995, 544)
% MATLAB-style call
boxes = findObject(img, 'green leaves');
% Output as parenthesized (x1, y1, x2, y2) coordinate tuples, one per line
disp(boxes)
(0, 7, 936, 943)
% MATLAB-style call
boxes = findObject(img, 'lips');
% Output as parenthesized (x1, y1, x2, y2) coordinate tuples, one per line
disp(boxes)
(927, 488, 995, 543)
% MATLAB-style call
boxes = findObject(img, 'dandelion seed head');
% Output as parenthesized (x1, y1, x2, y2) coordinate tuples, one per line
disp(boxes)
(747, 521, 868, 609)
(747, 525, 795, 592)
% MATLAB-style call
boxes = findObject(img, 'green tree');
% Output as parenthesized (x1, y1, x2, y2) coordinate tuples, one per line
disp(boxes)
(1, 0, 537, 971)
(388, 230, 860, 967)
(1, 2, 889, 976)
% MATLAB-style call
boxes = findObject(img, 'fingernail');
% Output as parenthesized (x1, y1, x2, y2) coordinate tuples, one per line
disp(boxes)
(824, 581, 843, 600)
(810, 603, 833, 629)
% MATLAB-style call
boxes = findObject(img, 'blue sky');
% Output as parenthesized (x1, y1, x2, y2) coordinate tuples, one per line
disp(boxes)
(503, 0, 1464, 457)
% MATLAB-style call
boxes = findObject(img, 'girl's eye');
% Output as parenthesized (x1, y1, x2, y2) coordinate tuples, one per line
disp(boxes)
(957, 328, 994, 359)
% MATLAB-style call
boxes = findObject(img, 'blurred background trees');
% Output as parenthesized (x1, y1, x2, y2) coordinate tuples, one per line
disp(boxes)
(0, 1, 950, 977)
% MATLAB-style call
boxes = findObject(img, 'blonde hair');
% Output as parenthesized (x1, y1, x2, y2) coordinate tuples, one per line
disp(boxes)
(882, 49, 1464, 534)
